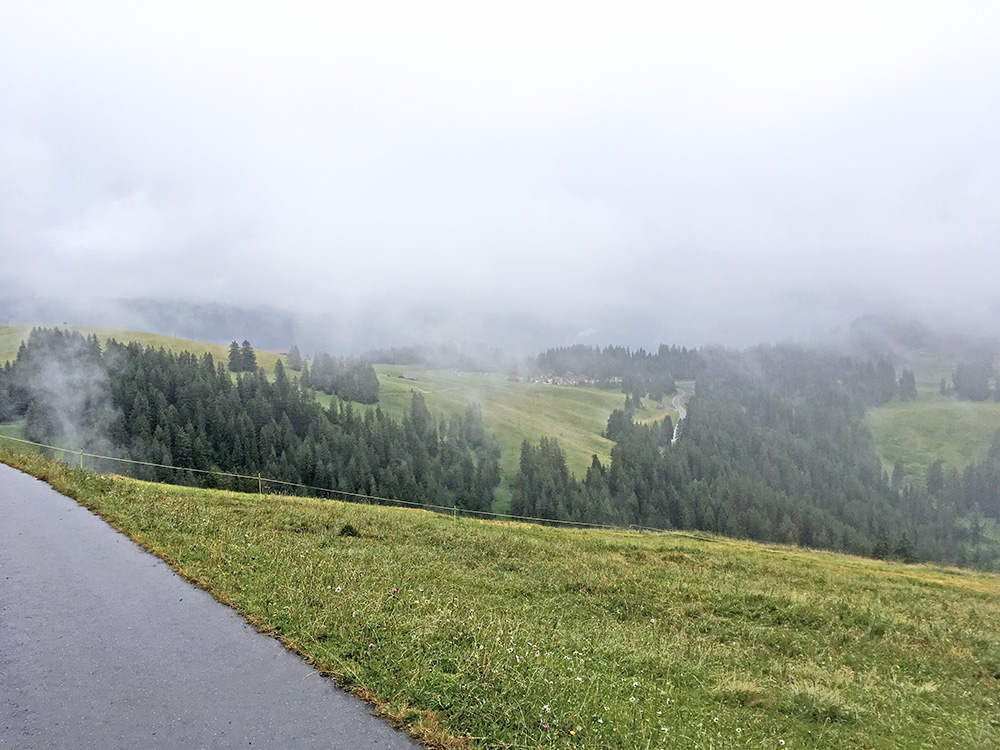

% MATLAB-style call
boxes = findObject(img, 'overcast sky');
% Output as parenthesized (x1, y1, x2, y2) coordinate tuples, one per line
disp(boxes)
(2, 1, 999, 350)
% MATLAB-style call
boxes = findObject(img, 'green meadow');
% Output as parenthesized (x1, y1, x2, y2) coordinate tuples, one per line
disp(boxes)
(4, 449, 998, 750)
(0, 423, 25, 441)
(865, 354, 1000, 485)
(367, 365, 676, 477)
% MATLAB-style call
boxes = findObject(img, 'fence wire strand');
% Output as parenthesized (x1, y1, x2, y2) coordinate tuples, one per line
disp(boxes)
(0, 432, 687, 536)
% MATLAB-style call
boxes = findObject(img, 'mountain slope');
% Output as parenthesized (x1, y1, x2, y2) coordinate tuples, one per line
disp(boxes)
(0, 323, 284, 373)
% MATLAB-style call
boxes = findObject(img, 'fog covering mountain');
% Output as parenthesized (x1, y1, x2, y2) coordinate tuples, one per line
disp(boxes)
(0, 294, 631, 356)
(5, 325, 1000, 570)
(3, 3, 1000, 352)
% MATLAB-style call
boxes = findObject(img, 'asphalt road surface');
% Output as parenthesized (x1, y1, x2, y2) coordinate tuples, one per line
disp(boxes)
(0, 464, 423, 750)
(671, 381, 694, 444)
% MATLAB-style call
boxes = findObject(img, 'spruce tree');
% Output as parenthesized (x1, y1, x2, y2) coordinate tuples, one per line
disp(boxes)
(240, 340, 257, 372)
(899, 369, 917, 400)
(228, 341, 241, 372)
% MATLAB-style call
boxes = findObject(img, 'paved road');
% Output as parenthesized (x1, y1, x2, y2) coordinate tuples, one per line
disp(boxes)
(0, 464, 423, 750)
(671, 381, 695, 444)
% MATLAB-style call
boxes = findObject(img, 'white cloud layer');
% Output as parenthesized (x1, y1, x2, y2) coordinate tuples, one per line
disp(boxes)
(3, 1, 999, 348)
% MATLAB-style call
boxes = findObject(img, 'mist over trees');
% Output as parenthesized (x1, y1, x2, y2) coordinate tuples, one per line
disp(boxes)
(516, 343, 1000, 569)
(536, 344, 705, 400)
(898, 368, 918, 401)
(952, 360, 995, 401)
(3, 327, 999, 571)
(0, 328, 106, 445)
(1, 329, 499, 512)
(361, 342, 511, 373)
(285, 345, 304, 371)
(307, 352, 379, 404)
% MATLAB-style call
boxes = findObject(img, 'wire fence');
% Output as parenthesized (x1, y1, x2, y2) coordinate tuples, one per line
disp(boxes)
(0, 432, 684, 536)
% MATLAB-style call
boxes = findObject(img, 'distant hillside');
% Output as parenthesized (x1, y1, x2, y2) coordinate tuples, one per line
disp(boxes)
(843, 313, 998, 362)
(0, 324, 283, 373)
(817, 315, 1000, 487)
(0, 297, 301, 351)
(368, 365, 644, 476)
(9, 323, 999, 569)
(865, 350, 1000, 485)
(0, 324, 646, 480)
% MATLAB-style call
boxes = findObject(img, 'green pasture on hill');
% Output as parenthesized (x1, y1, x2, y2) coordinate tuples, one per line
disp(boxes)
(865, 353, 1000, 486)
(865, 396, 1000, 485)
(370, 366, 677, 477)
(4, 450, 999, 750)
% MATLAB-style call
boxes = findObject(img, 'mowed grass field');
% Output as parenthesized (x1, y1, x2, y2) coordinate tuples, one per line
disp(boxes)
(0, 323, 284, 376)
(5, 450, 999, 750)
(369, 366, 677, 476)
(865, 354, 1000, 485)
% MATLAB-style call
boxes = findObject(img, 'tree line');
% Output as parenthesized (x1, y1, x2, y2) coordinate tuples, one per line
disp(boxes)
(536, 344, 703, 400)
(304, 351, 380, 404)
(515, 343, 1000, 570)
(1, 328, 500, 513)
(950, 359, 998, 401)
(4, 328, 999, 570)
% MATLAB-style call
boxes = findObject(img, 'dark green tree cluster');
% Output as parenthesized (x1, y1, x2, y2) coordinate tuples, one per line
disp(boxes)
(902, 433, 1000, 568)
(0, 328, 106, 443)
(228, 340, 257, 372)
(605, 400, 672, 445)
(285, 345, 304, 371)
(952, 360, 994, 401)
(536, 344, 695, 399)
(513, 343, 1000, 569)
(604, 408, 633, 443)
(1, 329, 500, 512)
(510, 437, 574, 520)
(308, 352, 379, 404)
(898, 368, 918, 400)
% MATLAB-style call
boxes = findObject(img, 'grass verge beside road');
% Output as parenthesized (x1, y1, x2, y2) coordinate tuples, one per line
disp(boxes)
(3, 449, 998, 749)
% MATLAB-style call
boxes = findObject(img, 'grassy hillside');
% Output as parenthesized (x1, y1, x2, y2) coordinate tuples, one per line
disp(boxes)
(0, 323, 283, 376)
(369, 366, 675, 476)
(5, 449, 999, 750)
(1, 324, 661, 477)
(865, 354, 1000, 485)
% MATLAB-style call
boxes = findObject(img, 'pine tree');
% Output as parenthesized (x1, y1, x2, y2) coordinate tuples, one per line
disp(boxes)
(228, 341, 241, 372)
(605, 408, 633, 442)
(893, 532, 916, 563)
(899, 369, 917, 400)
(926, 459, 945, 496)
(891, 460, 905, 490)
(240, 341, 257, 372)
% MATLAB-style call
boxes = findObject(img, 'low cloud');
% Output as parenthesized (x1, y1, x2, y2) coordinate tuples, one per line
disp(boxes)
(3, 2, 998, 351)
